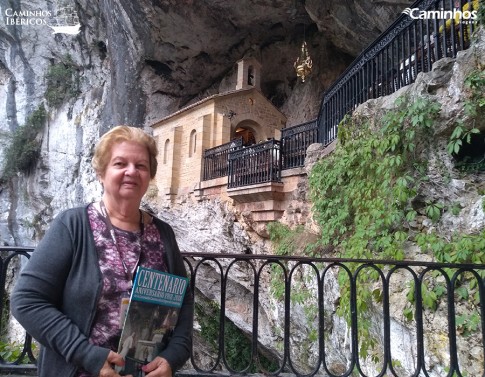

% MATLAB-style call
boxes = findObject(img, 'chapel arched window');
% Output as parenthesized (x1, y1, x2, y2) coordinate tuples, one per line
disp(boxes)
(189, 130, 197, 157)
(164, 139, 170, 164)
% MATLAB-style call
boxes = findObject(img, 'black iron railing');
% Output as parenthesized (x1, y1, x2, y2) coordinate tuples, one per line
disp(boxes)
(280, 120, 318, 170)
(227, 139, 281, 188)
(202, 138, 243, 181)
(317, 0, 480, 146)
(0, 247, 37, 375)
(1, 246, 484, 376)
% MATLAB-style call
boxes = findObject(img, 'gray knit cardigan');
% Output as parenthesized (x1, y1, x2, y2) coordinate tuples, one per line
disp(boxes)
(11, 206, 193, 377)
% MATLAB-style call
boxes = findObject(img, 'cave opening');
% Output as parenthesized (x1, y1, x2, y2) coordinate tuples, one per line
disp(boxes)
(454, 130, 485, 171)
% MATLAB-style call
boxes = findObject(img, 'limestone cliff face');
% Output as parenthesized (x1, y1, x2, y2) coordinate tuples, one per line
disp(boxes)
(0, 0, 413, 246)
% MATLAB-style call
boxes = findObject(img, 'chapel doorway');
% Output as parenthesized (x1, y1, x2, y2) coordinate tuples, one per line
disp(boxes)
(234, 126, 256, 146)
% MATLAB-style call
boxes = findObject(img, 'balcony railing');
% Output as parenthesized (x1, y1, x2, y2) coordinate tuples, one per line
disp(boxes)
(202, 138, 243, 181)
(1, 246, 484, 376)
(227, 139, 281, 189)
(280, 120, 318, 170)
(317, 0, 480, 146)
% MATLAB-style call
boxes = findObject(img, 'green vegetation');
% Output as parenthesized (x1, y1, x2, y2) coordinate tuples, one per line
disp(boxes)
(447, 68, 484, 171)
(446, 121, 480, 155)
(463, 68, 485, 114)
(267, 222, 305, 257)
(266, 223, 324, 365)
(44, 54, 79, 108)
(266, 222, 318, 312)
(307, 95, 443, 357)
(195, 302, 278, 373)
(1, 55, 80, 184)
(1, 105, 47, 183)
(456, 312, 481, 336)
(316, 91, 484, 350)
(267, 66, 485, 363)
(0, 341, 32, 363)
(477, 0, 485, 27)
(309, 95, 438, 260)
(0, 294, 36, 363)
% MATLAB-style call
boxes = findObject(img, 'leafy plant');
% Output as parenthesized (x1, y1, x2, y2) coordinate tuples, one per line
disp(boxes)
(446, 121, 480, 155)
(478, 0, 485, 27)
(195, 302, 277, 373)
(267, 223, 313, 256)
(306, 95, 442, 359)
(456, 312, 481, 336)
(266, 222, 320, 353)
(449, 202, 462, 216)
(0, 341, 35, 364)
(415, 230, 485, 266)
(310, 95, 438, 259)
(447, 69, 484, 156)
(425, 201, 444, 223)
(44, 54, 79, 108)
(307, 91, 484, 358)
(463, 68, 485, 112)
(266, 60, 485, 368)
(266, 222, 293, 300)
(1, 105, 47, 183)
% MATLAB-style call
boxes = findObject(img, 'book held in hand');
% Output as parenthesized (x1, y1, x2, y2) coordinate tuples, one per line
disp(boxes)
(117, 266, 189, 376)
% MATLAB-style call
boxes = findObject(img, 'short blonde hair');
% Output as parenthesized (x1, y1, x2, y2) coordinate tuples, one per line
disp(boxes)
(92, 125, 158, 179)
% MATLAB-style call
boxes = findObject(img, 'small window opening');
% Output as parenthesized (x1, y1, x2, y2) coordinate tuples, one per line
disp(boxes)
(189, 130, 197, 157)
(164, 139, 170, 164)
(248, 66, 254, 86)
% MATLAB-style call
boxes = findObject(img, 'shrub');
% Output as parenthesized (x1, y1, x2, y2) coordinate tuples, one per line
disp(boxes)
(1, 105, 47, 183)
(44, 54, 79, 108)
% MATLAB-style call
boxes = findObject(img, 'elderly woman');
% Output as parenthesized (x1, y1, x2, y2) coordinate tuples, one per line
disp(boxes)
(11, 126, 193, 377)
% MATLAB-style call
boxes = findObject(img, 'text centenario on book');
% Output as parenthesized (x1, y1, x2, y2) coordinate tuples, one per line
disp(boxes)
(117, 266, 188, 375)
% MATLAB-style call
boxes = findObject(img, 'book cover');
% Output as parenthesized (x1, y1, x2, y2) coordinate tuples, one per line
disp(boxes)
(117, 266, 189, 376)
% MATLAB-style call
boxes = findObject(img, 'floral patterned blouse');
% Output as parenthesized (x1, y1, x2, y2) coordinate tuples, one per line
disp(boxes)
(76, 204, 167, 377)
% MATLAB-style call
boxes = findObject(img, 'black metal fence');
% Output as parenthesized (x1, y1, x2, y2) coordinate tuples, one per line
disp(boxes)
(227, 139, 281, 188)
(202, 138, 243, 181)
(317, 0, 480, 146)
(0, 247, 37, 375)
(280, 120, 318, 170)
(1, 246, 484, 376)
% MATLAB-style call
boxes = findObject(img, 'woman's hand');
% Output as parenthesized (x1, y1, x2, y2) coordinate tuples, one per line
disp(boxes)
(98, 351, 129, 377)
(142, 356, 172, 377)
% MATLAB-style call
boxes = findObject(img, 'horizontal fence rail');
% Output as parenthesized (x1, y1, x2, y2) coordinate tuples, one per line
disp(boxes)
(1, 246, 484, 376)
(280, 120, 318, 170)
(317, 0, 480, 146)
(227, 139, 281, 188)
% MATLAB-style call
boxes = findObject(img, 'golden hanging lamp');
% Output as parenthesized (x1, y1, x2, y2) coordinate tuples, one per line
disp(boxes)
(294, 40, 312, 82)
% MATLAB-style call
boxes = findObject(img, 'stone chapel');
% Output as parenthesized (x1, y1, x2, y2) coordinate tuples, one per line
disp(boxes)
(151, 58, 287, 203)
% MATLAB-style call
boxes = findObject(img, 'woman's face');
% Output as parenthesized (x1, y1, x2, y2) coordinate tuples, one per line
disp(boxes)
(99, 141, 151, 204)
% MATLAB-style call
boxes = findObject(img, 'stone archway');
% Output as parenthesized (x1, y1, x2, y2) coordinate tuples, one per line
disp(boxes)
(232, 119, 262, 146)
